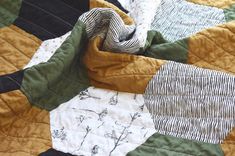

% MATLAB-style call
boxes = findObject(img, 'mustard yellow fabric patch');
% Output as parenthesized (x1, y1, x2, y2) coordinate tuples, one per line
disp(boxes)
(83, 36, 166, 94)
(187, 0, 235, 9)
(0, 90, 51, 156)
(0, 25, 41, 75)
(221, 128, 235, 156)
(188, 21, 235, 74)
(85, 0, 163, 93)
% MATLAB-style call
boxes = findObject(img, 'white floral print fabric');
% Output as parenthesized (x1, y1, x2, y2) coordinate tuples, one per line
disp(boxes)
(24, 31, 71, 68)
(128, 0, 161, 47)
(50, 87, 156, 156)
(117, 0, 161, 47)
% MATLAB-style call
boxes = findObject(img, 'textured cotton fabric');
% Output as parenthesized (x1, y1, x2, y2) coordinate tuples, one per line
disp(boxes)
(50, 87, 156, 156)
(151, 0, 226, 41)
(144, 61, 235, 144)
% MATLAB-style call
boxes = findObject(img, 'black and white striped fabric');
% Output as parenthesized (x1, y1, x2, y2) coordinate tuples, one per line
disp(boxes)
(79, 8, 141, 53)
(144, 61, 235, 144)
(115, 0, 161, 48)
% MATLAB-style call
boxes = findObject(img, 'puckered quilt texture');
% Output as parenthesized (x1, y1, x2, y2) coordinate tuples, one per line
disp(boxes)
(0, 0, 235, 155)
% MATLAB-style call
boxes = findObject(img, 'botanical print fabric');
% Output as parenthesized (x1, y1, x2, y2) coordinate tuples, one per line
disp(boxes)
(50, 87, 156, 156)
(24, 31, 71, 68)
(126, 0, 161, 47)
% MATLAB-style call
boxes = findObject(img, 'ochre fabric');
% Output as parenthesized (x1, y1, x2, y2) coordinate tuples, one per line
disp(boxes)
(0, 90, 51, 156)
(188, 21, 235, 74)
(89, 0, 134, 25)
(187, 0, 235, 9)
(221, 128, 235, 156)
(86, 0, 163, 93)
(0, 25, 41, 75)
(83, 36, 166, 94)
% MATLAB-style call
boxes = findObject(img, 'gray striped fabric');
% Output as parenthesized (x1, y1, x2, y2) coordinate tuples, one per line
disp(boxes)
(144, 61, 235, 143)
(79, 8, 141, 53)
(151, 0, 226, 42)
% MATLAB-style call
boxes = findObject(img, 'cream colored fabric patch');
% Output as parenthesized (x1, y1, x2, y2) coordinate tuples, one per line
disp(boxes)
(24, 32, 71, 68)
(50, 87, 156, 156)
(117, 0, 161, 47)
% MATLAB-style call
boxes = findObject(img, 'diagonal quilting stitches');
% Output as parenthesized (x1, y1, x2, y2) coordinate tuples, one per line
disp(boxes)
(0, 25, 41, 75)
(188, 21, 235, 74)
(144, 61, 235, 144)
(0, 24, 48, 155)
(0, 90, 51, 156)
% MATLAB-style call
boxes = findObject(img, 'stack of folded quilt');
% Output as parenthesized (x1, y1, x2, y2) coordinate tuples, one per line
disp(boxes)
(0, 0, 235, 155)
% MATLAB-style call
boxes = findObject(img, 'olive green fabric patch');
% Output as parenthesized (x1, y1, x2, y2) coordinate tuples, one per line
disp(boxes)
(143, 31, 189, 63)
(21, 20, 90, 111)
(224, 4, 235, 22)
(127, 133, 224, 156)
(0, 0, 22, 27)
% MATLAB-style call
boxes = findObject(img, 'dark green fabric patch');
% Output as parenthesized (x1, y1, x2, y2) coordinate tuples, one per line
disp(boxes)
(0, 0, 22, 27)
(224, 4, 235, 22)
(127, 133, 224, 156)
(21, 20, 90, 111)
(143, 31, 189, 63)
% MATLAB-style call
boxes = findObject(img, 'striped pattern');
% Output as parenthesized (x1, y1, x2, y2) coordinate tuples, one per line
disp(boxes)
(79, 8, 141, 53)
(151, 0, 226, 41)
(116, 0, 161, 47)
(144, 61, 235, 143)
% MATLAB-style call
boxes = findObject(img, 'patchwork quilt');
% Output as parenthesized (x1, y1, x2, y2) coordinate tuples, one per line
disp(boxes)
(1, 0, 235, 155)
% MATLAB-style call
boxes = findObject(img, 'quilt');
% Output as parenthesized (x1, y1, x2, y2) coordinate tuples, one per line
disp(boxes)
(0, 0, 235, 155)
